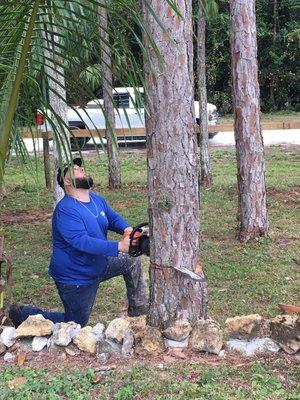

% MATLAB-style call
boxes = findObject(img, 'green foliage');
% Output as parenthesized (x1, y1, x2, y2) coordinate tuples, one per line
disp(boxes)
(204, 0, 299, 113)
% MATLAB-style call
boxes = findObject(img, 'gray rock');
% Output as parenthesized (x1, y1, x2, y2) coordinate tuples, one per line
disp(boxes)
(18, 337, 34, 353)
(164, 337, 189, 348)
(47, 336, 61, 353)
(122, 328, 134, 356)
(226, 338, 280, 357)
(0, 337, 6, 354)
(32, 336, 49, 352)
(91, 323, 105, 342)
(97, 338, 122, 361)
(52, 322, 81, 346)
(1, 327, 16, 347)
(270, 315, 300, 354)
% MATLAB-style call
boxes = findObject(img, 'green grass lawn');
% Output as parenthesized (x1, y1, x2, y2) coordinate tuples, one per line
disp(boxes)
(0, 145, 299, 398)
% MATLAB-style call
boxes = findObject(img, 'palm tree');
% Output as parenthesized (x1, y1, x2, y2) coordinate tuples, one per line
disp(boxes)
(0, 0, 160, 186)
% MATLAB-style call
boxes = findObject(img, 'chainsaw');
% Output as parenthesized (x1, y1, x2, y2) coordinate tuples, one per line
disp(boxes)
(128, 222, 150, 257)
(127, 223, 206, 283)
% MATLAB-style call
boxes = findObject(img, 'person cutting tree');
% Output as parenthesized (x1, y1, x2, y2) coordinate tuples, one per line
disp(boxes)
(9, 158, 148, 327)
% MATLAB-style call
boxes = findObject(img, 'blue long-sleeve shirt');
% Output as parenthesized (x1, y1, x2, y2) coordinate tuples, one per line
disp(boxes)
(49, 193, 129, 284)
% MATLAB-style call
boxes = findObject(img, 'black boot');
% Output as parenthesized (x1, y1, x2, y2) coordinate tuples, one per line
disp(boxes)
(127, 304, 148, 317)
(8, 304, 24, 327)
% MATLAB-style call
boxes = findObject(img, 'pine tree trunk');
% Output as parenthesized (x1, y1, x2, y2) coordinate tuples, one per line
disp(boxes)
(144, 0, 207, 329)
(99, 4, 121, 189)
(230, 0, 268, 242)
(197, 0, 212, 188)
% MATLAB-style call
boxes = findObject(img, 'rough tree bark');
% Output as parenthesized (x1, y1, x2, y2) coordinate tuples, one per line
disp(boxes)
(230, 0, 268, 242)
(197, 0, 212, 187)
(99, 3, 121, 189)
(143, 0, 207, 329)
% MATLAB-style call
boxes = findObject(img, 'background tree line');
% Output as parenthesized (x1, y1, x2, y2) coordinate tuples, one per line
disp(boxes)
(15, 0, 299, 122)
(204, 0, 299, 113)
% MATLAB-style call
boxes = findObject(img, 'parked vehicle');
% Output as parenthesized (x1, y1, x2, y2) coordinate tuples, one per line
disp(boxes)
(39, 87, 219, 149)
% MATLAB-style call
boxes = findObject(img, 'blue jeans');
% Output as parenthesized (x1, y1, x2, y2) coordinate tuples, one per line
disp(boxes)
(21, 254, 147, 327)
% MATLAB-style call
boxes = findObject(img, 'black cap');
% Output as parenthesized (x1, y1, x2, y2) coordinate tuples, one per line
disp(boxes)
(57, 157, 82, 189)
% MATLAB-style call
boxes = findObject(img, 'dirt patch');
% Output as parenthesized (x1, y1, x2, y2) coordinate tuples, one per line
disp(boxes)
(267, 186, 300, 207)
(0, 209, 52, 225)
(273, 236, 299, 246)
(0, 348, 297, 373)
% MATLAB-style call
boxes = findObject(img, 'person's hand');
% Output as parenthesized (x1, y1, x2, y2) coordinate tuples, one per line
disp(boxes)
(122, 227, 133, 239)
(118, 235, 130, 253)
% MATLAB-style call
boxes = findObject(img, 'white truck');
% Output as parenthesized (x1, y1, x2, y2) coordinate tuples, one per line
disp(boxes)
(41, 87, 219, 148)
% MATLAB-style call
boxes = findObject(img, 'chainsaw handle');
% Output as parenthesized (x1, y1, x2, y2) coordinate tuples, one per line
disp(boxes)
(128, 222, 149, 257)
(129, 222, 149, 240)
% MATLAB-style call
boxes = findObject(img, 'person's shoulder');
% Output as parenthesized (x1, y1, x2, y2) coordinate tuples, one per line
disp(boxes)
(55, 195, 78, 213)
(90, 192, 106, 204)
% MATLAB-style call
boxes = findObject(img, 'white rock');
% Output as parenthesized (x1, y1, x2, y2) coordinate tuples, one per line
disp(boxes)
(164, 338, 189, 348)
(4, 352, 15, 362)
(122, 328, 135, 356)
(218, 349, 226, 358)
(32, 336, 48, 352)
(226, 337, 280, 357)
(1, 327, 16, 347)
(0, 337, 6, 354)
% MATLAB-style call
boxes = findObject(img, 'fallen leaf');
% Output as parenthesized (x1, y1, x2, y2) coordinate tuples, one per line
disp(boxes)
(92, 373, 103, 384)
(65, 348, 76, 356)
(17, 353, 26, 367)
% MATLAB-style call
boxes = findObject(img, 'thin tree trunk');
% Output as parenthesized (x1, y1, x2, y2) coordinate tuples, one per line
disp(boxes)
(99, 4, 121, 189)
(269, 0, 278, 108)
(42, 131, 51, 189)
(144, 0, 207, 330)
(230, 0, 268, 242)
(197, 0, 212, 187)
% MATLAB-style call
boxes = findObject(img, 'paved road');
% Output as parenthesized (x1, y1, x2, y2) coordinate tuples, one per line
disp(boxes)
(21, 128, 300, 153)
(209, 129, 300, 146)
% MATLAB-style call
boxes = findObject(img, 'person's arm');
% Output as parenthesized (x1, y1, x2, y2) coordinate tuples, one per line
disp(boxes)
(56, 207, 121, 256)
(103, 199, 131, 234)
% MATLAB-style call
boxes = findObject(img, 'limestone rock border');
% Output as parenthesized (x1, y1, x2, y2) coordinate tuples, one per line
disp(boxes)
(0, 313, 299, 362)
